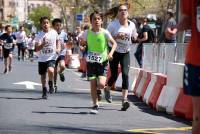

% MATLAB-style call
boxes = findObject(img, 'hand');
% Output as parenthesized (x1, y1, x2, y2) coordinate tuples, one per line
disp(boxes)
(117, 32, 126, 39)
(108, 53, 113, 61)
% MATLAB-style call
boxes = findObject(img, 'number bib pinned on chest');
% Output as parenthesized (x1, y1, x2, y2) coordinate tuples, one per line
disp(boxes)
(4, 43, 12, 49)
(86, 51, 103, 63)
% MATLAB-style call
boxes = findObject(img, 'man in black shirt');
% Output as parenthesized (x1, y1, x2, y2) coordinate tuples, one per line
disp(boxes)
(0, 25, 16, 74)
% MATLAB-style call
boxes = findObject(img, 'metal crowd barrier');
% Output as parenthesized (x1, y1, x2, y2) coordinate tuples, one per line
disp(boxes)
(130, 43, 187, 74)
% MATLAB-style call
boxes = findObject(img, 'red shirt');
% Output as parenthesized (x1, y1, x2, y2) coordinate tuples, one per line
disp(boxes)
(181, 0, 200, 66)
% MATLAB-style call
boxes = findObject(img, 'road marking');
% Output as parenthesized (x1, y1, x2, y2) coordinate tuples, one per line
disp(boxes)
(127, 127, 192, 134)
(13, 81, 41, 89)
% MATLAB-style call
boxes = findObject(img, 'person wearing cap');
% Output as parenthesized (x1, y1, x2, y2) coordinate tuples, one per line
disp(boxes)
(164, 9, 177, 43)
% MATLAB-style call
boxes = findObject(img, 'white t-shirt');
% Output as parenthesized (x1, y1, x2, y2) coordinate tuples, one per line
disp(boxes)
(35, 29, 58, 62)
(16, 31, 26, 43)
(27, 38, 35, 50)
(57, 30, 68, 56)
(107, 19, 138, 53)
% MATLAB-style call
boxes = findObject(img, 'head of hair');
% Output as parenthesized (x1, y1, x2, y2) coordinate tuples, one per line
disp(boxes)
(83, 25, 90, 30)
(52, 18, 62, 26)
(40, 16, 50, 24)
(89, 11, 103, 23)
(167, 9, 174, 17)
(5, 25, 12, 31)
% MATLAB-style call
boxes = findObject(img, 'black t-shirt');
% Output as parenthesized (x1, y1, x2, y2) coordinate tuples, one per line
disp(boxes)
(0, 33, 16, 43)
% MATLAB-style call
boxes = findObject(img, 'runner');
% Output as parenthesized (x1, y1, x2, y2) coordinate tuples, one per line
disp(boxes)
(0, 25, 16, 74)
(16, 26, 27, 61)
(52, 18, 68, 92)
(81, 11, 117, 114)
(106, 4, 138, 111)
(34, 16, 61, 99)
(27, 33, 35, 62)
(177, 0, 200, 133)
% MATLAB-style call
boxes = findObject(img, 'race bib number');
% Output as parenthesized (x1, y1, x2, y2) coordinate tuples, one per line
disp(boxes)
(42, 47, 53, 54)
(197, 7, 200, 32)
(86, 52, 103, 63)
(4, 43, 12, 49)
(116, 42, 129, 53)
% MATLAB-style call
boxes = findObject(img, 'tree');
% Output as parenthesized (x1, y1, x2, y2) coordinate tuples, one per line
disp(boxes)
(28, 6, 52, 30)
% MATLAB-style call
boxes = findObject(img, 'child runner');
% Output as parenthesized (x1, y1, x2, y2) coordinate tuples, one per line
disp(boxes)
(52, 18, 68, 92)
(0, 25, 16, 74)
(35, 16, 61, 99)
(81, 11, 117, 114)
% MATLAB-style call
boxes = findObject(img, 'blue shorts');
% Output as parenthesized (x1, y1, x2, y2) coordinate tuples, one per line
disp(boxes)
(183, 64, 200, 96)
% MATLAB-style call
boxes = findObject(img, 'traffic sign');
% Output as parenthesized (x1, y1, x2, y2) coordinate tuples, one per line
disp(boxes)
(76, 14, 83, 21)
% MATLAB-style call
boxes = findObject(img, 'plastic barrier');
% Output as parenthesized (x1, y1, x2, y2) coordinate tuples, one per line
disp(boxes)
(148, 74, 167, 108)
(156, 86, 181, 113)
(128, 67, 140, 92)
(140, 71, 151, 100)
(135, 70, 147, 98)
(143, 73, 158, 103)
(156, 63, 184, 114)
(174, 89, 193, 120)
(133, 69, 143, 95)
(68, 54, 80, 69)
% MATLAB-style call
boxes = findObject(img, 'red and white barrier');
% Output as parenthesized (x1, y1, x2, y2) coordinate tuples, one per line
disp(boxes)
(156, 63, 185, 114)
(133, 69, 143, 94)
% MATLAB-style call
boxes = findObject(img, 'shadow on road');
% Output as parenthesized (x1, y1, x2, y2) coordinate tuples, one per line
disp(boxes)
(127, 94, 192, 126)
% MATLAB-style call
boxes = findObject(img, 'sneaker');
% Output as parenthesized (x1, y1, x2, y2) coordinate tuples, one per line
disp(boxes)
(81, 72, 86, 78)
(90, 105, 99, 114)
(54, 85, 57, 93)
(104, 87, 112, 103)
(42, 87, 47, 99)
(3, 68, 7, 74)
(97, 89, 102, 101)
(59, 73, 65, 82)
(121, 101, 130, 111)
(48, 81, 54, 94)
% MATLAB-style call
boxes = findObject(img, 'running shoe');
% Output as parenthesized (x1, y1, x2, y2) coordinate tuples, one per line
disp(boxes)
(48, 81, 54, 94)
(3, 68, 7, 74)
(104, 87, 112, 103)
(42, 87, 47, 99)
(97, 89, 102, 101)
(54, 85, 57, 93)
(90, 105, 99, 114)
(59, 73, 65, 82)
(121, 101, 130, 111)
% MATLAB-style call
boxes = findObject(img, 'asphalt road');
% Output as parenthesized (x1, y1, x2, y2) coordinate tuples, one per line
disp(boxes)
(0, 59, 192, 134)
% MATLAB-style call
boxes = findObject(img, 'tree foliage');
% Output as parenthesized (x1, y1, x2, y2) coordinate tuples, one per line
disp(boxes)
(28, 6, 52, 30)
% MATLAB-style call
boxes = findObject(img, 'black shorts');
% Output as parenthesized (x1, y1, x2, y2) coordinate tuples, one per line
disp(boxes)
(87, 61, 108, 80)
(183, 64, 200, 96)
(55, 55, 65, 67)
(38, 60, 56, 75)
(3, 48, 13, 58)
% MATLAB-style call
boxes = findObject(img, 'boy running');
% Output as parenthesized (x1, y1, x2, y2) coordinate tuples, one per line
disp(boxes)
(35, 16, 61, 99)
(52, 18, 68, 92)
(81, 11, 117, 114)
(0, 25, 16, 74)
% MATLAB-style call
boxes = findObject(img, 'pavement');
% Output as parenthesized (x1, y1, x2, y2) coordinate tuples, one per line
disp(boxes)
(0, 59, 192, 134)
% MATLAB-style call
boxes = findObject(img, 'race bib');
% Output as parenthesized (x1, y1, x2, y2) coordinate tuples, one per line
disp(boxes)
(4, 43, 12, 49)
(86, 52, 103, 63)
(197, 7, 200, 32)
(42, 47, 53, 54)
(116, 42, 129, 53)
